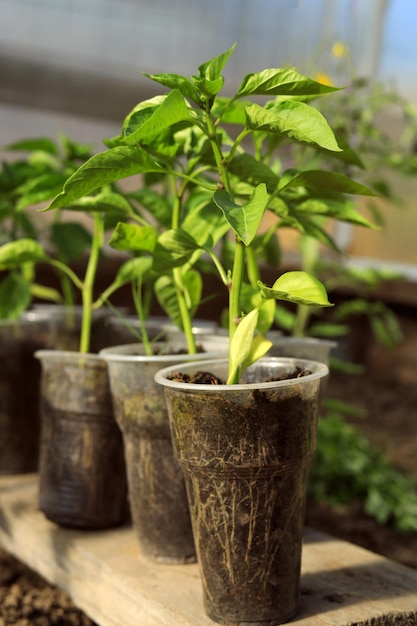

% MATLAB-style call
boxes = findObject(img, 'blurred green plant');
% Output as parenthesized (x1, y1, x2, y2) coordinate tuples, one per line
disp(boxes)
(0, 135, 94, 314)
(309, 399, 417, 534)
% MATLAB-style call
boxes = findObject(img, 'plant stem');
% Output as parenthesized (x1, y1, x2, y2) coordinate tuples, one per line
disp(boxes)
(132, 280, 153, 356)
(204, 106, 246, 379)
(79, 212, 103, 353)
(173, 267, 197, 353)
(229, 238, 244, 344)
(59, 273, 75, 307)
(246, 246, 260, 288)
(293, 304, 310, 337)
(49, 259, 84, 291)
(293, 234, 319, 336)
(171, 175, 197, 354)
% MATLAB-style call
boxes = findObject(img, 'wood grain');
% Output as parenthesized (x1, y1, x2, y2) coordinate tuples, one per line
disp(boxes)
(0, 474, 416, 625)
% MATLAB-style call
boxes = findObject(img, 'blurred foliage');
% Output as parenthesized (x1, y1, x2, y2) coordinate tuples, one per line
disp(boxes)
(310, 399, 417, 533)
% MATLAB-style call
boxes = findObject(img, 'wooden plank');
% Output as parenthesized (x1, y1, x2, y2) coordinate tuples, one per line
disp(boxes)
(0, 474, 416, 626)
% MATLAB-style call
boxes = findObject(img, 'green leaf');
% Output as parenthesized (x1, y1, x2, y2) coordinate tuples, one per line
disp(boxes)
(122, 90, 190, 144)
(57, 190, 134, 216)
(8, 211, 38, 240)
(16, 171, 71, 210)
(198, 44, 236, 83)
(278, 170, 376, 197)
(259, 271, 333, 307)
(128, 188, 172, 229)
(240, 283, 275, 333)
(245, 102, 341, 152)
(228, 154, 279, 192)
(323, 134, 365, 168)
(274, 304, 296, 332)
(296, 198, 377, 229)
(193, 44, 236, 98)
(5, 137, 59, 155)
(0, 239, 46, 269)
(59, 134, 92, 160)
(280, 213, 342, 252)
(115, 257, 153, 284)
(370, 308, 403, 349)
(45, 146, 163, 210)
(108, 222, 158, 253)
(253, 229, 281, 266)
(213, 183, 268, 246)
(181, 195, 228, 247)
(30, 283, 62, 303)
(237, 67, 341, 97)
(51, 222, 91, 262)
(0, 272, 31, 319)
(212, 98, 249, 124)
(307, 322, 350, 338)
(144, 73, 199, 103)
(153, 229, 202, 272)
(155, 270, 202, 327)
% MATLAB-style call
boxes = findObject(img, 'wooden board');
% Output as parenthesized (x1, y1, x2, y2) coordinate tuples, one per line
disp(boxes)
(0, 474, 416, 626)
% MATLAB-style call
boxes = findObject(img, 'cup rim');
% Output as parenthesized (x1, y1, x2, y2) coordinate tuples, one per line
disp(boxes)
(99, 342, 227, 363)
(155, 356, 329, 391)
(34, 349, 105, 364)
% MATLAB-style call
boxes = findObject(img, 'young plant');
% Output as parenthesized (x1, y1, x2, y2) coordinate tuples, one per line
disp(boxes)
(0, 188, 152, 351)
(0, 135, 95, 316)
(42, 45, 377, 380)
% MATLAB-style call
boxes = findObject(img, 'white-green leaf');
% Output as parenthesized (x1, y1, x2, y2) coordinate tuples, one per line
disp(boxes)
(213, 183, 268, 246)
(259, 271, 333, 307)
(245, 102, 341, 152)
(227, 309, 259, 384)
(241, 334, 273, 373)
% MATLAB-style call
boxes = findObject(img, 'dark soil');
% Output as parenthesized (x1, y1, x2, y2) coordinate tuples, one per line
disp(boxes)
(168, 365, 311, 384)
(0, 366, 416, 624)
(0, 548, 96, 626)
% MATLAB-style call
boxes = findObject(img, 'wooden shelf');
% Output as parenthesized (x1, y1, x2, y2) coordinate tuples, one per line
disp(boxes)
(0, 474, 416, 626)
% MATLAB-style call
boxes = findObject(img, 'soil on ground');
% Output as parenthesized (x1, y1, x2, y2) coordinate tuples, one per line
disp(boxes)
(0, 366, 416, 624)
